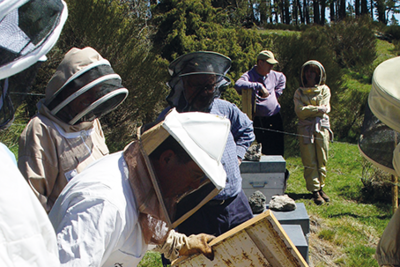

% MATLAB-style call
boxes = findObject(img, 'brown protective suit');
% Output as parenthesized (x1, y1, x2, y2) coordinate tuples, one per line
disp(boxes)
(18, 103, 108, 212)
(294, 60, 333, 192)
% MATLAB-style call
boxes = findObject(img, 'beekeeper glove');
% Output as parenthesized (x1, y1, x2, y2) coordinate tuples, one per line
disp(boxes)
(178, 233, 215, 260)
(154, 230, 215, 261)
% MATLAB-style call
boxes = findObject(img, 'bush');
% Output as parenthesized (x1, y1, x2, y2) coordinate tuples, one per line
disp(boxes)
(328, 16, 377, 71)
(360, 159, 395, 203)
(384, 25, 400, 40)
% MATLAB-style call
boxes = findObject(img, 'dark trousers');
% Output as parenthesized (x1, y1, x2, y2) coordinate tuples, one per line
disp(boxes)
(254, 112, 284, 156)
(176, 190, 253, 237)
(161, 190, 253, 266)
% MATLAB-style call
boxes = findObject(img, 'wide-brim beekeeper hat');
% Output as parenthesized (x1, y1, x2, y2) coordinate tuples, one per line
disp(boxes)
(0, 0, 68, 129)
(166, 51, 232, 107)
(359, 56, 400, 175)
(124, 109, 230, 243)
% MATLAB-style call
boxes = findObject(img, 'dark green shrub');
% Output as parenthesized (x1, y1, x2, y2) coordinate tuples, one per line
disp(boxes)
(360, 159, 394, 204)
(328, 16, 377, 72)
(385, 25, 400, 40)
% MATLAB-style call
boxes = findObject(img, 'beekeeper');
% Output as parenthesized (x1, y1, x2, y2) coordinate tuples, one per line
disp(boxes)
(358, 56, 400, 267)
(159, 51, 254, 240)
(18, 46, 129, 212)
(294, 60, 333, 205)
(0, 0, 67, 265)
(49, 109, 231, 266)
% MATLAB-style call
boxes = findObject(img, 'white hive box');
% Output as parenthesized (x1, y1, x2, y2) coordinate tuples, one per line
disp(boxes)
(171, 209, 309, 267)
(240, 155, 286, 201)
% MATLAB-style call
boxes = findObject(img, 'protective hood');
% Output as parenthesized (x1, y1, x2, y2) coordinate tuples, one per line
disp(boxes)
(0, 0, 68, 130)
(300, 60, 326, 88)
(166, 51, 231, 111)
(123, 109, 230, 244)
(359, 56, 400, 175)
(45, 47, 128, 125)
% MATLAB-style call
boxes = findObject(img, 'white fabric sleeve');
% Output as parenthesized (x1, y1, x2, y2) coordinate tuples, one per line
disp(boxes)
(153, 230, 188, 261)
(50, 197, 122, 266)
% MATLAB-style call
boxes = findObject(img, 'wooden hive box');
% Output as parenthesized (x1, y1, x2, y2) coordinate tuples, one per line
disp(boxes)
(172, 209, 309, 267)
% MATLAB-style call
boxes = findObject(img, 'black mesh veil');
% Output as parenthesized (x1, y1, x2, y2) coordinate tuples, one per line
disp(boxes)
(166, 51, 231, 110)
(358, 103, 400, 175)
(0, 0, 67, 130)
(48, 64, 128, 125)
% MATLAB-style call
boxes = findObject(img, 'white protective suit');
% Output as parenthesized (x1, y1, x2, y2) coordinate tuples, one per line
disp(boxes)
(0, 143, 60, 266)
(49, 151, 148, 266)
(49, 110, 230, 266)
(0, 0, 68, 265)
(294, 60, 333, 192)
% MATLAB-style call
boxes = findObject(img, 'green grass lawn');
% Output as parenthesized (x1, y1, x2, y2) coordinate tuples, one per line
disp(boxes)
(285, 140, 392, 267)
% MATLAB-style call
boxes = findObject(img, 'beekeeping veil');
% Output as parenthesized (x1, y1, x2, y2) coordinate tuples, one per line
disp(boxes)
(300, 60, 326, 87)
(123, 109, 229, 244)
(0, 0, 68, 130)
(359, 56, 400, 175)
(166, 51, 231, 111)
(44, 47, 128, 125)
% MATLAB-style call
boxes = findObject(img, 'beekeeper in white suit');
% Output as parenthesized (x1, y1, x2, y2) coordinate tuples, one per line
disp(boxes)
(49, 109, 231, 266)
(0, 0, 67, 266)
(359, 56, 400, 267)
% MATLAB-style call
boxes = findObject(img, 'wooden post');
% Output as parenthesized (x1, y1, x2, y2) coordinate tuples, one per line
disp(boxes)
(392, 175, 398, 214)
(242, 88, 253, 120)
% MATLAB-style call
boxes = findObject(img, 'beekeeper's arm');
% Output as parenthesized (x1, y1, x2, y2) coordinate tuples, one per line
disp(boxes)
(234, 71, 270, 97)
(294, 85, 331, 120)
(154, 230, 215, 261)
(18, 118, 59, 212)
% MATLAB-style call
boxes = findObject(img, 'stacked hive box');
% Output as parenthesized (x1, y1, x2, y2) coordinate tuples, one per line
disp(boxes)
(240, 155, 286, 201)
(240, 156, 310, 263)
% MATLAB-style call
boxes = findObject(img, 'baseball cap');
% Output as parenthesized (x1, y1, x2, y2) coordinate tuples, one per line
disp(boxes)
(257, 50, 278, 65)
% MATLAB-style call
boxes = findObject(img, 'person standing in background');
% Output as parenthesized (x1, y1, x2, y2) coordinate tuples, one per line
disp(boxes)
(234, 50, 286, 156)
(294, 60, 333, 205)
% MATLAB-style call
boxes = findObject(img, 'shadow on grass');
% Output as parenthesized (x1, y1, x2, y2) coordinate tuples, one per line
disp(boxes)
(328, 212, 392, 220)
(287, 192, 313, 201)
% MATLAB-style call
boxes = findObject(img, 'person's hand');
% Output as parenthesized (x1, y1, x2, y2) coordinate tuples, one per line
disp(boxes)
(178, 233, 216, 260)
(238, 157, 242, 165)
(317, 105, 327, 113)
(259, 85, 269, 98)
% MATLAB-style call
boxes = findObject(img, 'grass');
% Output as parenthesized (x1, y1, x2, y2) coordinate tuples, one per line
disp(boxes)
(283, 139, 392, 267)
(136, 139, 394, 267)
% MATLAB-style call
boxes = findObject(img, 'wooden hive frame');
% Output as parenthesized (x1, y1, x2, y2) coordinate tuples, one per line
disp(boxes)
(172, 209, 309, 267)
